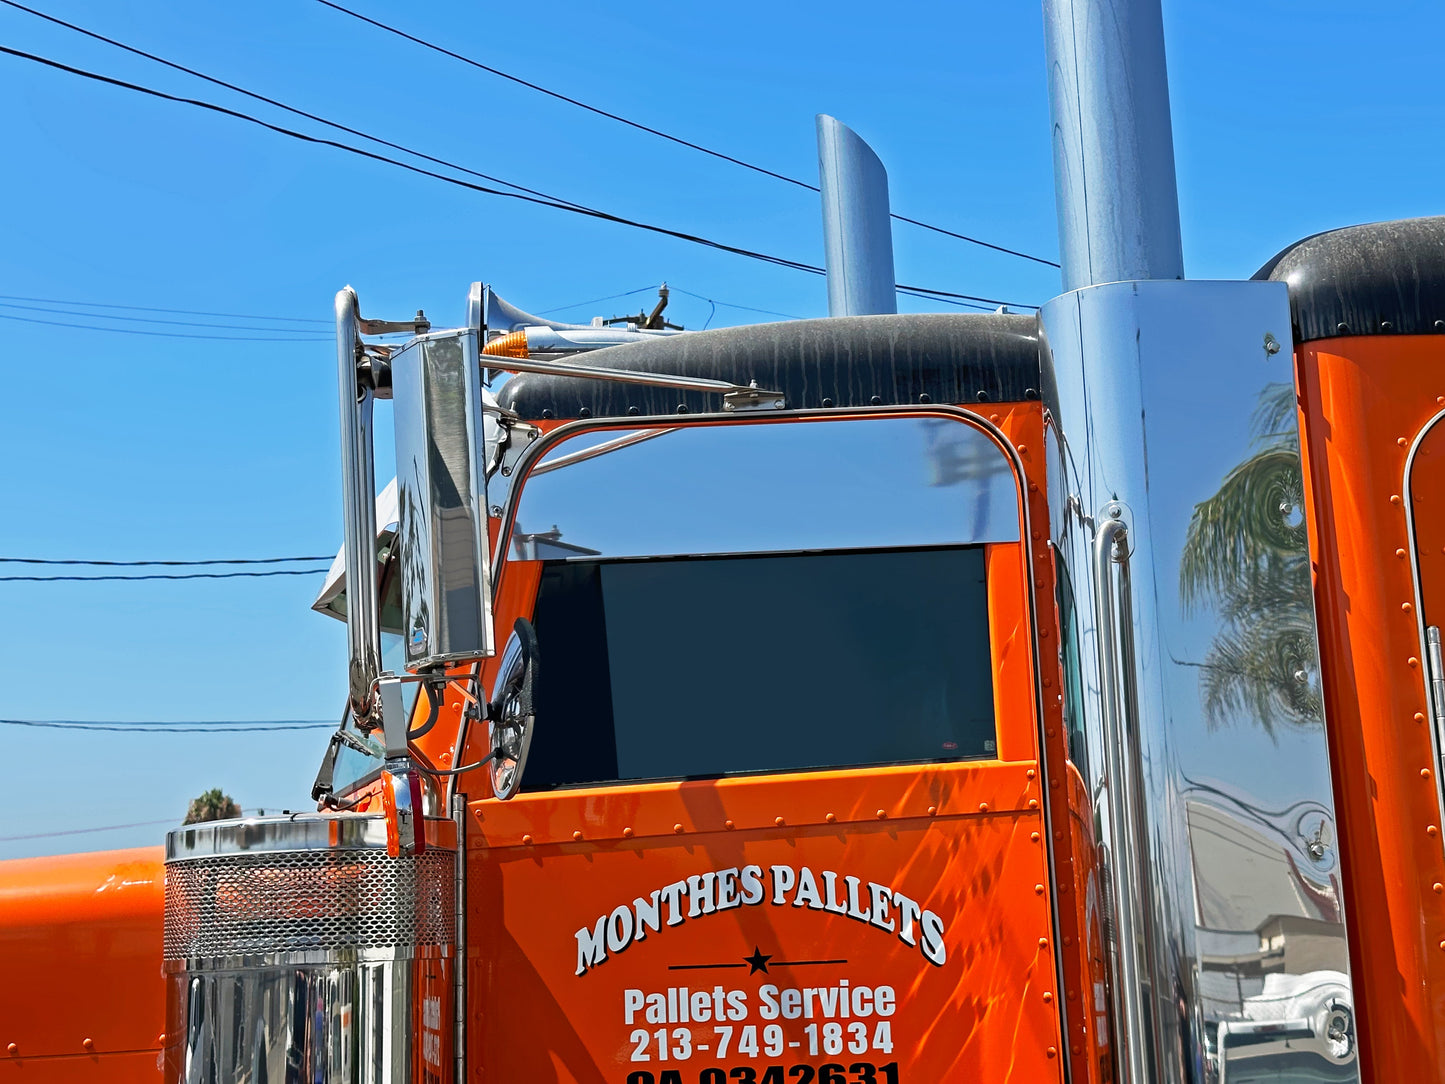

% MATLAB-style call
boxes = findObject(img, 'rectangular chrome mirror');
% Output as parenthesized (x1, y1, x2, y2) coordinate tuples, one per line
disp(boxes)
(390, 328, 495, 669)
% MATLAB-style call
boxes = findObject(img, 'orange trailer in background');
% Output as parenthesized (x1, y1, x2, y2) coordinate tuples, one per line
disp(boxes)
(0, 849, 164, 1078)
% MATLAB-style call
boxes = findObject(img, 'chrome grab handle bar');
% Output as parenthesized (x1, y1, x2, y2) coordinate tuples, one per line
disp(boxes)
(335, 287, 382, 722)
(1093, 511, 1160, 1084)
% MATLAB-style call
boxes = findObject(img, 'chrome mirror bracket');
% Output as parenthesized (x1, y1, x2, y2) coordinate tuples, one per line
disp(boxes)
(335, 287, 382, 725)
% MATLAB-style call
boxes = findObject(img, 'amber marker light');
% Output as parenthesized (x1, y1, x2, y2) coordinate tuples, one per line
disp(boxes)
(482, 331, 529, 358)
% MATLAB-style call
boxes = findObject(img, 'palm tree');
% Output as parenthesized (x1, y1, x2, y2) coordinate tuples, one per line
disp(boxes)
(183, 787, 241, 825)
(1179, 382, 1322, 736)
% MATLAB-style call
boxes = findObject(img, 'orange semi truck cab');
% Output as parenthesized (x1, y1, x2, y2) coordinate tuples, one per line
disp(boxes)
(298, 302, 1106, 1083)
(10, 6, 1445, 1079)
(454, 312, 1095, 1083)
(17, 218, 1445, 1080)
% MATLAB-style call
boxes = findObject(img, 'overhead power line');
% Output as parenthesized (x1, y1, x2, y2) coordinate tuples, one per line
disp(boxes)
(0, 555, 331, 566)
(0, 46, 821, 274)
(540, 284, 806, 323)
(669, 286, 804, 322)
(895, 285, 1015, 311)
(0, 0, 589, 210)
(0, 300, 329, 333)
(0, 568, 328, 582)
(0, 39, 1036, 310)
(0, 718, 335, 732)
(315, 0, 1061, 270)
(0, 312, 329, 341)
(0, 817, 176, 843)
(537, 285, 660, 316)
(0, 291, 328, 324)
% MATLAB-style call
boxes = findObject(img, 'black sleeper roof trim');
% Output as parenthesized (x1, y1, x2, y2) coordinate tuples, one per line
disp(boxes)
(1254, 216, 1445, 343)
(496, 313, 1042, 421)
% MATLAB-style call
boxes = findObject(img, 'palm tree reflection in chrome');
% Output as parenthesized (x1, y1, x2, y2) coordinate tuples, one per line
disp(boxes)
(1180, 382, 1323, 737)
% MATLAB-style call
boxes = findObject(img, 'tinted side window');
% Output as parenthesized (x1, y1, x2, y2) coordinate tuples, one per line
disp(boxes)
(525, 546, 996, 789)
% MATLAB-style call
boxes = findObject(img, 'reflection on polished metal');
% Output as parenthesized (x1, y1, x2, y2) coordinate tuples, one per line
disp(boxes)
(508, 414, 1020, 562)
(336, 287, 382, 721)
(483, 284, 593, 333)
(1041, 0, 1185, 291)
(1093, 510, 1160, 1084)
(488, 620, 538, 801)
(816, 115, 897, 316)
(390, 329, 495, 671)
(163, 814, 455, 1084)
(466, 281, 483, 336)
(165, 812, 454, 860)
(529, 428, 676, 477)
(1042, 280, 1361, 1083)
(450, 793, 467, 1084)
(494, 352, 785, 411)
(1402, 409, 1445, 813)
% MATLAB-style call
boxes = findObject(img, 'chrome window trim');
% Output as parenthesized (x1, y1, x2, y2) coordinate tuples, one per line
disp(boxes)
(1402, 407, 1445, 840)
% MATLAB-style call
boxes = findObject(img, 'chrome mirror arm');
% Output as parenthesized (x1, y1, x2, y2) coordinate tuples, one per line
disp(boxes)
(495, 355, 785, 412)
(335, 287, 382, 724)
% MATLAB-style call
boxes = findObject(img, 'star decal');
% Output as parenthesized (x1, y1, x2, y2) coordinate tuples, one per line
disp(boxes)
(743, 946, 773, 975)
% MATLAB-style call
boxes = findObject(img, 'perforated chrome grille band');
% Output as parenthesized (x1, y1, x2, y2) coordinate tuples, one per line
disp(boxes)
(164, 847, 455, 960)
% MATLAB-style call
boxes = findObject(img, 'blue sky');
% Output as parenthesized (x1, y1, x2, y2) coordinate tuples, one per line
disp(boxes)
(2, 0, 1442, 859)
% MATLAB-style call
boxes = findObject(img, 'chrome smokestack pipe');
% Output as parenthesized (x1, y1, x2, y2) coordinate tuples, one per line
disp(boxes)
(1042, 0, 1185, 290)
(1040, 6, 1361, 1084)
(816, 115, 897, 316)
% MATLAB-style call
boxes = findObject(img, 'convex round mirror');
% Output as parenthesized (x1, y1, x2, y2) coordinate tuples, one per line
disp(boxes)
(487, 618, 539, 800)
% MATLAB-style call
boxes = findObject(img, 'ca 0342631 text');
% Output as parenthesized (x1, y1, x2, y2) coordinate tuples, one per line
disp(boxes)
(626, 1064, 901, 1084)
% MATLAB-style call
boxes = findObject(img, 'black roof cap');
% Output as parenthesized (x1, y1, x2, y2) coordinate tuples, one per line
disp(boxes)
(1254, 216, 1445, 343)
(496, 313, 1041, 421)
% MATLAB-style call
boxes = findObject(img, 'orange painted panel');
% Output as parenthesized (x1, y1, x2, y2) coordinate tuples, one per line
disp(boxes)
(986, 543, 1036, 765)
(457, 402, 1107, 1083)
(0, 848, 164, 1079)
(1295, 337, 1445, 1080)
(0, 1051, 162, 1081)
(468, 763, 1063, 1083)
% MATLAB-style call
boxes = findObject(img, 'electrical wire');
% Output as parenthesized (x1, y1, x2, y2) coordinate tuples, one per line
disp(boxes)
(0, 300, 330, 333)
(0, 312, 330, 341)
(315, 0, 1062, 270)
(1, 806, 300, 843)
(0, 45, 832, 276)
(669, 287, 803, 321)
(0, 291, 328, 324)
(317, 0, 816, 193)
(0, 817, 176, 842)
(0, 0, 590, 212)
(0, 568, 327, 582)
(895, 290, 997, 313)
(0, 555, 331, 566)
(0, 43, 1036, 310)
(0, 718, 335, 731)
(537, 285, 660, 315)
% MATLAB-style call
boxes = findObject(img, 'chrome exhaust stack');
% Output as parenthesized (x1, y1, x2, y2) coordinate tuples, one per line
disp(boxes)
(1039, 1, 1360, 1080)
